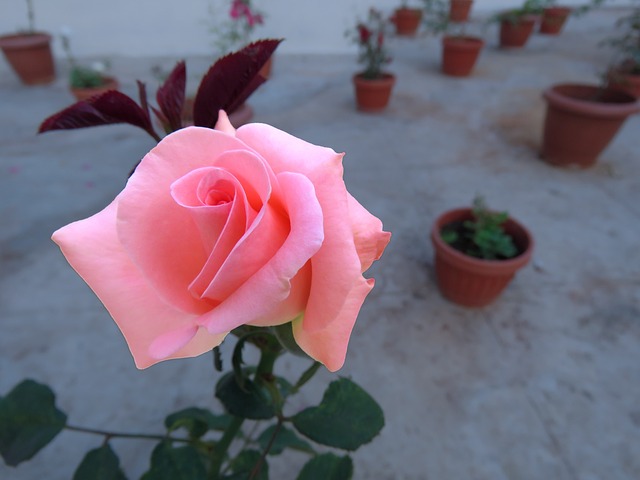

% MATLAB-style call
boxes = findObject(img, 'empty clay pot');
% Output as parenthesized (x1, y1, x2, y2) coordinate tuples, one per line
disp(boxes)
(441, 36, 484, 77)
(0, 32, 55, 85)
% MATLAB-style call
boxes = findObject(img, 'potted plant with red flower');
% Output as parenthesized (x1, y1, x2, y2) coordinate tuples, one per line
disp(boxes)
(431, 197, 533, 307)
(392, 0, 424, 36)
(211, 0, 272, 78)
(348, 9, 395, 112)
(0, 0, 55, 85)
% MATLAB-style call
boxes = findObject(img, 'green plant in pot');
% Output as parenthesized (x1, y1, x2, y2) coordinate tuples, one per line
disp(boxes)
(494, 0, 544, 48)
(534, 0, 607, 35)
(61, 29, 118, 102)
(430, 196, 534, 307)
(348, 8, 395, 112)
(603, 6, 640, 98)
(0, 0, 55, 85)
(423, 0, 485, 77)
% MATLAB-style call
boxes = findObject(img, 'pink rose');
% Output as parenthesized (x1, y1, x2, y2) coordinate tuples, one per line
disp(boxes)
(52, 113, 390, 371)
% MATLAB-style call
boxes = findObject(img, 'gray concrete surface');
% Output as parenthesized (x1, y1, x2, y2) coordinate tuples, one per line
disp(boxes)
(2, 7, 639, 480)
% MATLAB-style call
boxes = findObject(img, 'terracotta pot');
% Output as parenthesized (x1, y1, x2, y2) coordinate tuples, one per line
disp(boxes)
(499, 15, 537, 48)
(70, 76, 119, 102)
(353, 73, 395, 112)
(441, 36, 484, 77)
(541, 84, 640, 168)
(431, 208, 533, 307)
(449, 0, 474, 23)
(607, 69, 640, 99)
(0, 32, 55, 85)
(539, 7, 572, 35)
(392, 8, 422, 36)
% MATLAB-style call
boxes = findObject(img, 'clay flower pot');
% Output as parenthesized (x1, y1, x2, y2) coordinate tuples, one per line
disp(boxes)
(449, 0, 474, 23)
(607, 68, 640, 99)
(392, 8, 423, 36)
(541, 83, 640, 168)
(539, 6, 572, 35)
(431, 208, 533, 307)
(441, 36, 484, 77)
(0, 32, 55, 85)
(499, 15, 537, 48)
(353, 73, 395, 112)
(70, 76, 119, 102)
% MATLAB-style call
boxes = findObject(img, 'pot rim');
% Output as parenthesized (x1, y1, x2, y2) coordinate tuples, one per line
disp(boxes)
(442, 35, 485, 48)
(543, 83, 640, 118)
(543, 6, 572, 15)
(353, 72, 396, 84)
(430, 207, 534, 274)
(0, 32, 52, 49)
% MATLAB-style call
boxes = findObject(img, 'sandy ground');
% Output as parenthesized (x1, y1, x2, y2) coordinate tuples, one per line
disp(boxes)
(1, 7, 639, 480)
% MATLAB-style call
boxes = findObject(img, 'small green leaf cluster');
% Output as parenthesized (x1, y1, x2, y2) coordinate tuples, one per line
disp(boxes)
(0, 328, 385, 479)
(70, 66, 107, 88)
(441, 196, 518, 260)
(602, 6, 640, 73)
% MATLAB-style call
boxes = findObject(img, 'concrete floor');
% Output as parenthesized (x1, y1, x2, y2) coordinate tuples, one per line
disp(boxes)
(1, 7, 639, 480)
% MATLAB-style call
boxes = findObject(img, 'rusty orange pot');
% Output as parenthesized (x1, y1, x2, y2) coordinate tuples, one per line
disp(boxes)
(353, 73, 395, 112)
(0, 32, 55, 85)
(541, 83, 640, 168)
(449, 0, 473, 23)
(499, 15, 537, 48)
(441, 36, 484, 77)
(70, 76, 119, 102)
(431, 208, 533, 307)
(392, 8, 422, 36)
(539, 6, 572, 35)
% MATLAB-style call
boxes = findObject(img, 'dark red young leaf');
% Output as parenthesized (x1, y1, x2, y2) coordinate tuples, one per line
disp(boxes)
(155, 61, 186, 133)
(38, 90, 160, 141)
(192, 38, 283, 128)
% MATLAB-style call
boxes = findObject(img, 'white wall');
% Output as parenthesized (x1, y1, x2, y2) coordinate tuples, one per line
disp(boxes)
(0, 0, 633, 58)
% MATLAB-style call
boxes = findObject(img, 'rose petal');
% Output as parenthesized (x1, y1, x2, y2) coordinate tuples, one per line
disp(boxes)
(199, 171, 323, 334)
(292, 277, 375, 372)
(236, 124, 363, 333)
(117, 127, 254, 314)
(347, 193, 391, 272)
(52, 201, 226, 369)
(215, 110, 236, 135)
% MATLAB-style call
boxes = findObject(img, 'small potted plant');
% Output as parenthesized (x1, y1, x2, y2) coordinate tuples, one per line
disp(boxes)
(538, 0, 606, 35)
(61, 29, 118, 102)
(392, 0, 423, 36)
(449, 0, 474, 23)
(495, 0, 542, 48)
(424, 0, 485, 77)
(210, 0, 272, 78)
(430, 197, 533, 307)
(0, 0, 55, 85)
(349, 9, 395, 112)
(604, 6, 640, 98)
(541, 83, 640, 168)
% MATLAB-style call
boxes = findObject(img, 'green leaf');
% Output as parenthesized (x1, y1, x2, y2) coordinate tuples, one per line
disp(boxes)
(292, 378, 384, 451)
(0, 379, 67, 466)
(257, 425, 314, 456)
(165, 407, 232, 438)
(73, 444, 127, 480)
(215, 372, 276, 420)
(222, 449, 268, 480)
(140, 441, 206, 480)
(297, 453, 353, 480)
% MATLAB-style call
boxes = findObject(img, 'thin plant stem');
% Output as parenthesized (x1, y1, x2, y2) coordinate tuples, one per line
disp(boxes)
(65, 424, 191, 443)
(209, 415, 244, 479)
(250, 417, 283, 479)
